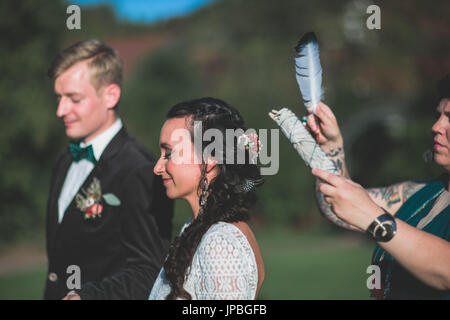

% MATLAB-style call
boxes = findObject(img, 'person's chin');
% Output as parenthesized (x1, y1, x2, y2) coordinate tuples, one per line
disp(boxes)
(165, 189, 178, 199)
(65, 128, 85, 141)
(433, 153, 449, 167)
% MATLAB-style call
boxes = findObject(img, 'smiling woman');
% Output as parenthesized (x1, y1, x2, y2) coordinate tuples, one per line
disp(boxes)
(150, 97, 265, 300)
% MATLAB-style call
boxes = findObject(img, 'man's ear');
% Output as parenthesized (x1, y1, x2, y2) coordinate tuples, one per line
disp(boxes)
(102, 83, 121, 110)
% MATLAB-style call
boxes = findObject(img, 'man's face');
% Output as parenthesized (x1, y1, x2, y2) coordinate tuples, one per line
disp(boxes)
(54, 60, 111, 142)
(432, 98, 450, 172)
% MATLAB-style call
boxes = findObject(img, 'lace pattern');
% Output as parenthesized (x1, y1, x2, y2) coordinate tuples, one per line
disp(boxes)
(149, 222, 258, 300)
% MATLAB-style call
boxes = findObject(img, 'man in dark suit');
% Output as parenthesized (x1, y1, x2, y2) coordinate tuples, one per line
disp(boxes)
(44, 39, 173, 300)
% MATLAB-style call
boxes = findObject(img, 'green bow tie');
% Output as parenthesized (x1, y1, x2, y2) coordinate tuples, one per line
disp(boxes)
(69, 143, 97, 164)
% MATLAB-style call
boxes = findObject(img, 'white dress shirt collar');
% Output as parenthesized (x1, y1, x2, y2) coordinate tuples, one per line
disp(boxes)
(79, 118, 123, 161)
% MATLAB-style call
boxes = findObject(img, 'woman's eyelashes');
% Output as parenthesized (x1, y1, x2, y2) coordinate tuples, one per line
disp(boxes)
(163, 150, 172, 160)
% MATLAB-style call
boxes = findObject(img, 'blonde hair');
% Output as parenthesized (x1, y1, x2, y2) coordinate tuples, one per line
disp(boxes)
(48, 39, 123, 91)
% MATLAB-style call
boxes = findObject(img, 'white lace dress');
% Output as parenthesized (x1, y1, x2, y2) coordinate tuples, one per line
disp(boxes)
(149, 221, 258, 300)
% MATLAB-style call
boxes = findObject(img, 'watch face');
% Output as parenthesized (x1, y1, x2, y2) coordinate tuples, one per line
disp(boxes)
(374, 223, 395, 241)
(368, 213, 397, 242)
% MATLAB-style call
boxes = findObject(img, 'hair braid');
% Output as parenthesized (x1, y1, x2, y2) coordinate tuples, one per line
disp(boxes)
(163, 97, 262, 299)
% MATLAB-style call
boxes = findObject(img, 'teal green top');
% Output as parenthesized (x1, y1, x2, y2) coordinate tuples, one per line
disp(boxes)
(371, 177, 449, 299)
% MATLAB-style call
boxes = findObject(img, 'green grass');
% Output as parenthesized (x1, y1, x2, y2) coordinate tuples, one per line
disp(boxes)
(255, 227, 374, 300)
(0, 267, 46, 300)
(0, 227, 375, 300)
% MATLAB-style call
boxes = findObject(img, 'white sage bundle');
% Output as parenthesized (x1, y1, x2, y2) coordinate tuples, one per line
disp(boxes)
(269, 107, 354, 230)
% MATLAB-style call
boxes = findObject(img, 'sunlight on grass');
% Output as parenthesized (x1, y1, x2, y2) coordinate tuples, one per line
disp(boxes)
(255, 227, 374, 300)
(0, 227, 375, 300)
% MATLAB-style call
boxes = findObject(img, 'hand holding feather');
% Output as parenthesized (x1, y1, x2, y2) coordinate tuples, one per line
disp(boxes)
(268, 32, 354, 230)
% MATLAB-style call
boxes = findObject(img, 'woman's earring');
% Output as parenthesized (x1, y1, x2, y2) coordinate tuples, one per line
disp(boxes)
(199, 176, 209, 208)
(422, 149, 433, 163)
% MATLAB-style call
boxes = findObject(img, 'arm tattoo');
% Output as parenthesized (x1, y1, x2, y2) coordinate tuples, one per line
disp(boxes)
(314, 178, 355, 230)
(313, 147, 355, 230)
(324, 147, 350, 178)
(367, 181, 425, 210)
(367, 185, 401, 208)
(401, 181, 424, 202)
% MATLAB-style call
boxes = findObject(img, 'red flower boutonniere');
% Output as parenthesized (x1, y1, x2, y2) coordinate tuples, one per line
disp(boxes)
(75, 177, 121, 220)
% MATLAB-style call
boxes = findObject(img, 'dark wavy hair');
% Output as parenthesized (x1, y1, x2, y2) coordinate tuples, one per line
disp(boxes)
(163, 97, 263, 299)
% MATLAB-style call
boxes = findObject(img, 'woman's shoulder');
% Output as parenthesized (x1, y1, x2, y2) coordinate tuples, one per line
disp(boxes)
(400, 175, 447, 203)
(194, 221, 258, 272)
(207, 221, 245, 233)
(192, 221, 263, 299)
(200, 222, 251, 249)
(194, 222, 257, 263)
(187, 222, 260, 299)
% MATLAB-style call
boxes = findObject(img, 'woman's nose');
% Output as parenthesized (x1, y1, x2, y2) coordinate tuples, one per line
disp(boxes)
(153, 157, 165, 175)
(432, 115, 443, 134)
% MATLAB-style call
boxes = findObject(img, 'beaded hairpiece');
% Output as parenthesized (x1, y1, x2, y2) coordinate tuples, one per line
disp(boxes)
(237, 132, 262, 164)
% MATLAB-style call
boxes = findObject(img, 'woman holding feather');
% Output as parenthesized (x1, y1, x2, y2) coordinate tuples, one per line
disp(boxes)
(309, 76, 450, 300)
(270, 32, 449, 299)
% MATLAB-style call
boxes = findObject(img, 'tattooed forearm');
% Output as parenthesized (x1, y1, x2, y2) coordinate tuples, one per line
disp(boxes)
(324, 147, 350, 178)
(314, 178, 359, 231)
(326, 148, 343, 157)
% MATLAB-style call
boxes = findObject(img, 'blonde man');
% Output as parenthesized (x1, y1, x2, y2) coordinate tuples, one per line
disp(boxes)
(45, 39, 173, 300)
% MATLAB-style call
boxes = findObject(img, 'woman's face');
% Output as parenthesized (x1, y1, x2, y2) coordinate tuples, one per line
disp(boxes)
(432, 98, 450, 173)
(154, 117, 203, 203)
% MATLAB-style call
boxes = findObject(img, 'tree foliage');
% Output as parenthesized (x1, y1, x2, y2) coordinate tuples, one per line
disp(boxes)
(0, 0, 448, 243)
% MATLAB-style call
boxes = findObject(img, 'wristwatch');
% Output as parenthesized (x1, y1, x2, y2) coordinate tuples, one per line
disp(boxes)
(366, 211, 397, 242)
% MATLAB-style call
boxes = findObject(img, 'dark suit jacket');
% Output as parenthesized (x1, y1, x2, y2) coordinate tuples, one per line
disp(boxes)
(44, 127, 173, 300)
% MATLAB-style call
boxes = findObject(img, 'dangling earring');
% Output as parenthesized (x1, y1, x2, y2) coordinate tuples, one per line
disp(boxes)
(198, 175, 209, 215)
(422, 149, 433, 163)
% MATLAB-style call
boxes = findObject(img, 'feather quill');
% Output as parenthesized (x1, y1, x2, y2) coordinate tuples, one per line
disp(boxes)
(294, 32, 324, 114)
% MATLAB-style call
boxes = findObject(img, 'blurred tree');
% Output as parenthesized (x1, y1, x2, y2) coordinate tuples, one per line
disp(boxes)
(0, 0, 66, 243)
(107, 0, 449, 227)
(0, 0, 448, 244)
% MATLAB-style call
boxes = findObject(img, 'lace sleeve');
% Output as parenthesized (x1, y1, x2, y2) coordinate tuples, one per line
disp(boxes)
(190, 223, 258, 300)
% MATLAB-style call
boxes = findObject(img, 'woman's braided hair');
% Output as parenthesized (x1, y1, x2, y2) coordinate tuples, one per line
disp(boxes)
(163, 97, 263, 299)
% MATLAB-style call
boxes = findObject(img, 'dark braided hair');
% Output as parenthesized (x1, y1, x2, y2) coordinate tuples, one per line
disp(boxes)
(163, 97, 263, 300)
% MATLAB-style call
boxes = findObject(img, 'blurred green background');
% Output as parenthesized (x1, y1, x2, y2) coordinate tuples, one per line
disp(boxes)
(0, 0, 448, 299)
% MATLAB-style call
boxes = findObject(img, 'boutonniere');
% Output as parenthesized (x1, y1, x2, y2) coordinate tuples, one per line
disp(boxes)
(75, 177, 121, 220)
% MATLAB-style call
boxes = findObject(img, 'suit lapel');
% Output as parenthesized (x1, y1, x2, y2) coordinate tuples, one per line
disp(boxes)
(47, 149, 72, 254)
(55, 128, 129, 231)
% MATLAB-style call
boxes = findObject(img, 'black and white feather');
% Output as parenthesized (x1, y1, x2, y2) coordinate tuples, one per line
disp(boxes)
(234, 178, 264, 193)
(294, 32, 324, 114)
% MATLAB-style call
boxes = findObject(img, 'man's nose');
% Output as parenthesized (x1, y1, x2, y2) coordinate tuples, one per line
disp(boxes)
(56, 98, 69, 118)
(153, 157, 165, 176)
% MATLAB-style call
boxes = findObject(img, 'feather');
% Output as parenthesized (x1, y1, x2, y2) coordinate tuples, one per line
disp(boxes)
(294, 32, 324, 114)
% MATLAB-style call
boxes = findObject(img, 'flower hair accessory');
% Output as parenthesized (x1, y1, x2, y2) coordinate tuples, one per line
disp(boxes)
(238, 132, 262, 164)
